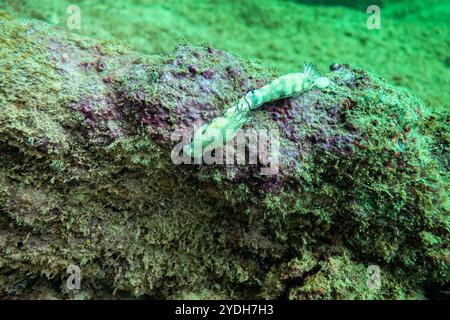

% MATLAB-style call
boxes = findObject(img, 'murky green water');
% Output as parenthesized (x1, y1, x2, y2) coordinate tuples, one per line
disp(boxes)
(1, 0, 449, 110)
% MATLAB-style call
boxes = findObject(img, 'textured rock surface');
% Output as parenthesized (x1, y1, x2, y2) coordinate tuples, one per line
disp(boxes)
(0, 13, 448, 299)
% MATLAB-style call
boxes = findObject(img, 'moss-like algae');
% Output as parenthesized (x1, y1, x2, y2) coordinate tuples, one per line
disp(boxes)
(2, 0, 448, 111)
(0, 13, 448, 299)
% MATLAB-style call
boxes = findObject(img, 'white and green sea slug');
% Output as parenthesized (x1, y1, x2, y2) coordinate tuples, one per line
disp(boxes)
(183, 63, 330, 158)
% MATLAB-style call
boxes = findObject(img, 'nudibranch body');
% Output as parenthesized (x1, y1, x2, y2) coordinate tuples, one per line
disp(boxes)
(183, 63, 330, 158)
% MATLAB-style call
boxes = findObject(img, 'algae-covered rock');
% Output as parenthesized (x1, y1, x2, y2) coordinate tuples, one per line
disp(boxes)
(0, 13, 448, 299)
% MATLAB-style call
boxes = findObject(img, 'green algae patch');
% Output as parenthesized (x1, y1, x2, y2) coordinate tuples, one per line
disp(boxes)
(0, 13, 448, 299)
(0, 15, 70, 157)
(1, 0, 448, 111)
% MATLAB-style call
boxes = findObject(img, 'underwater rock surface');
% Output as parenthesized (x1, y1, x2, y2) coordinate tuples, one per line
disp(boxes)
(0, 13, 448, 299)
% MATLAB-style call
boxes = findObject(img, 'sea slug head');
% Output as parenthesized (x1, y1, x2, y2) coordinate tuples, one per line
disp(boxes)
(183, 119, 228, 158)
(183, 123, 211, 158)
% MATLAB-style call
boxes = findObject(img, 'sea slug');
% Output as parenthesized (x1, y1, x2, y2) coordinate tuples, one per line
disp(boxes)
(184, 63, 330, 157)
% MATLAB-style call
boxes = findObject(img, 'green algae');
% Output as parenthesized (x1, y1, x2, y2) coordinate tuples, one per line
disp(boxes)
(1, 0, 448, 112)
(0, 10, 448, 300)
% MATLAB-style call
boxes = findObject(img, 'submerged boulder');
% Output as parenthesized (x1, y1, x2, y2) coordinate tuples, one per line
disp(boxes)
(0, 12, 448, 299)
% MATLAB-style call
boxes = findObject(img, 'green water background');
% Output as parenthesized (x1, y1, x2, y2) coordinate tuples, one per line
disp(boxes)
(1, 0, 449, 111)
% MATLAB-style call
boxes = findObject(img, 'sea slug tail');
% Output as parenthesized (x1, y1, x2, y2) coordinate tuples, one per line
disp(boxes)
(303, 62, 322, 81)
